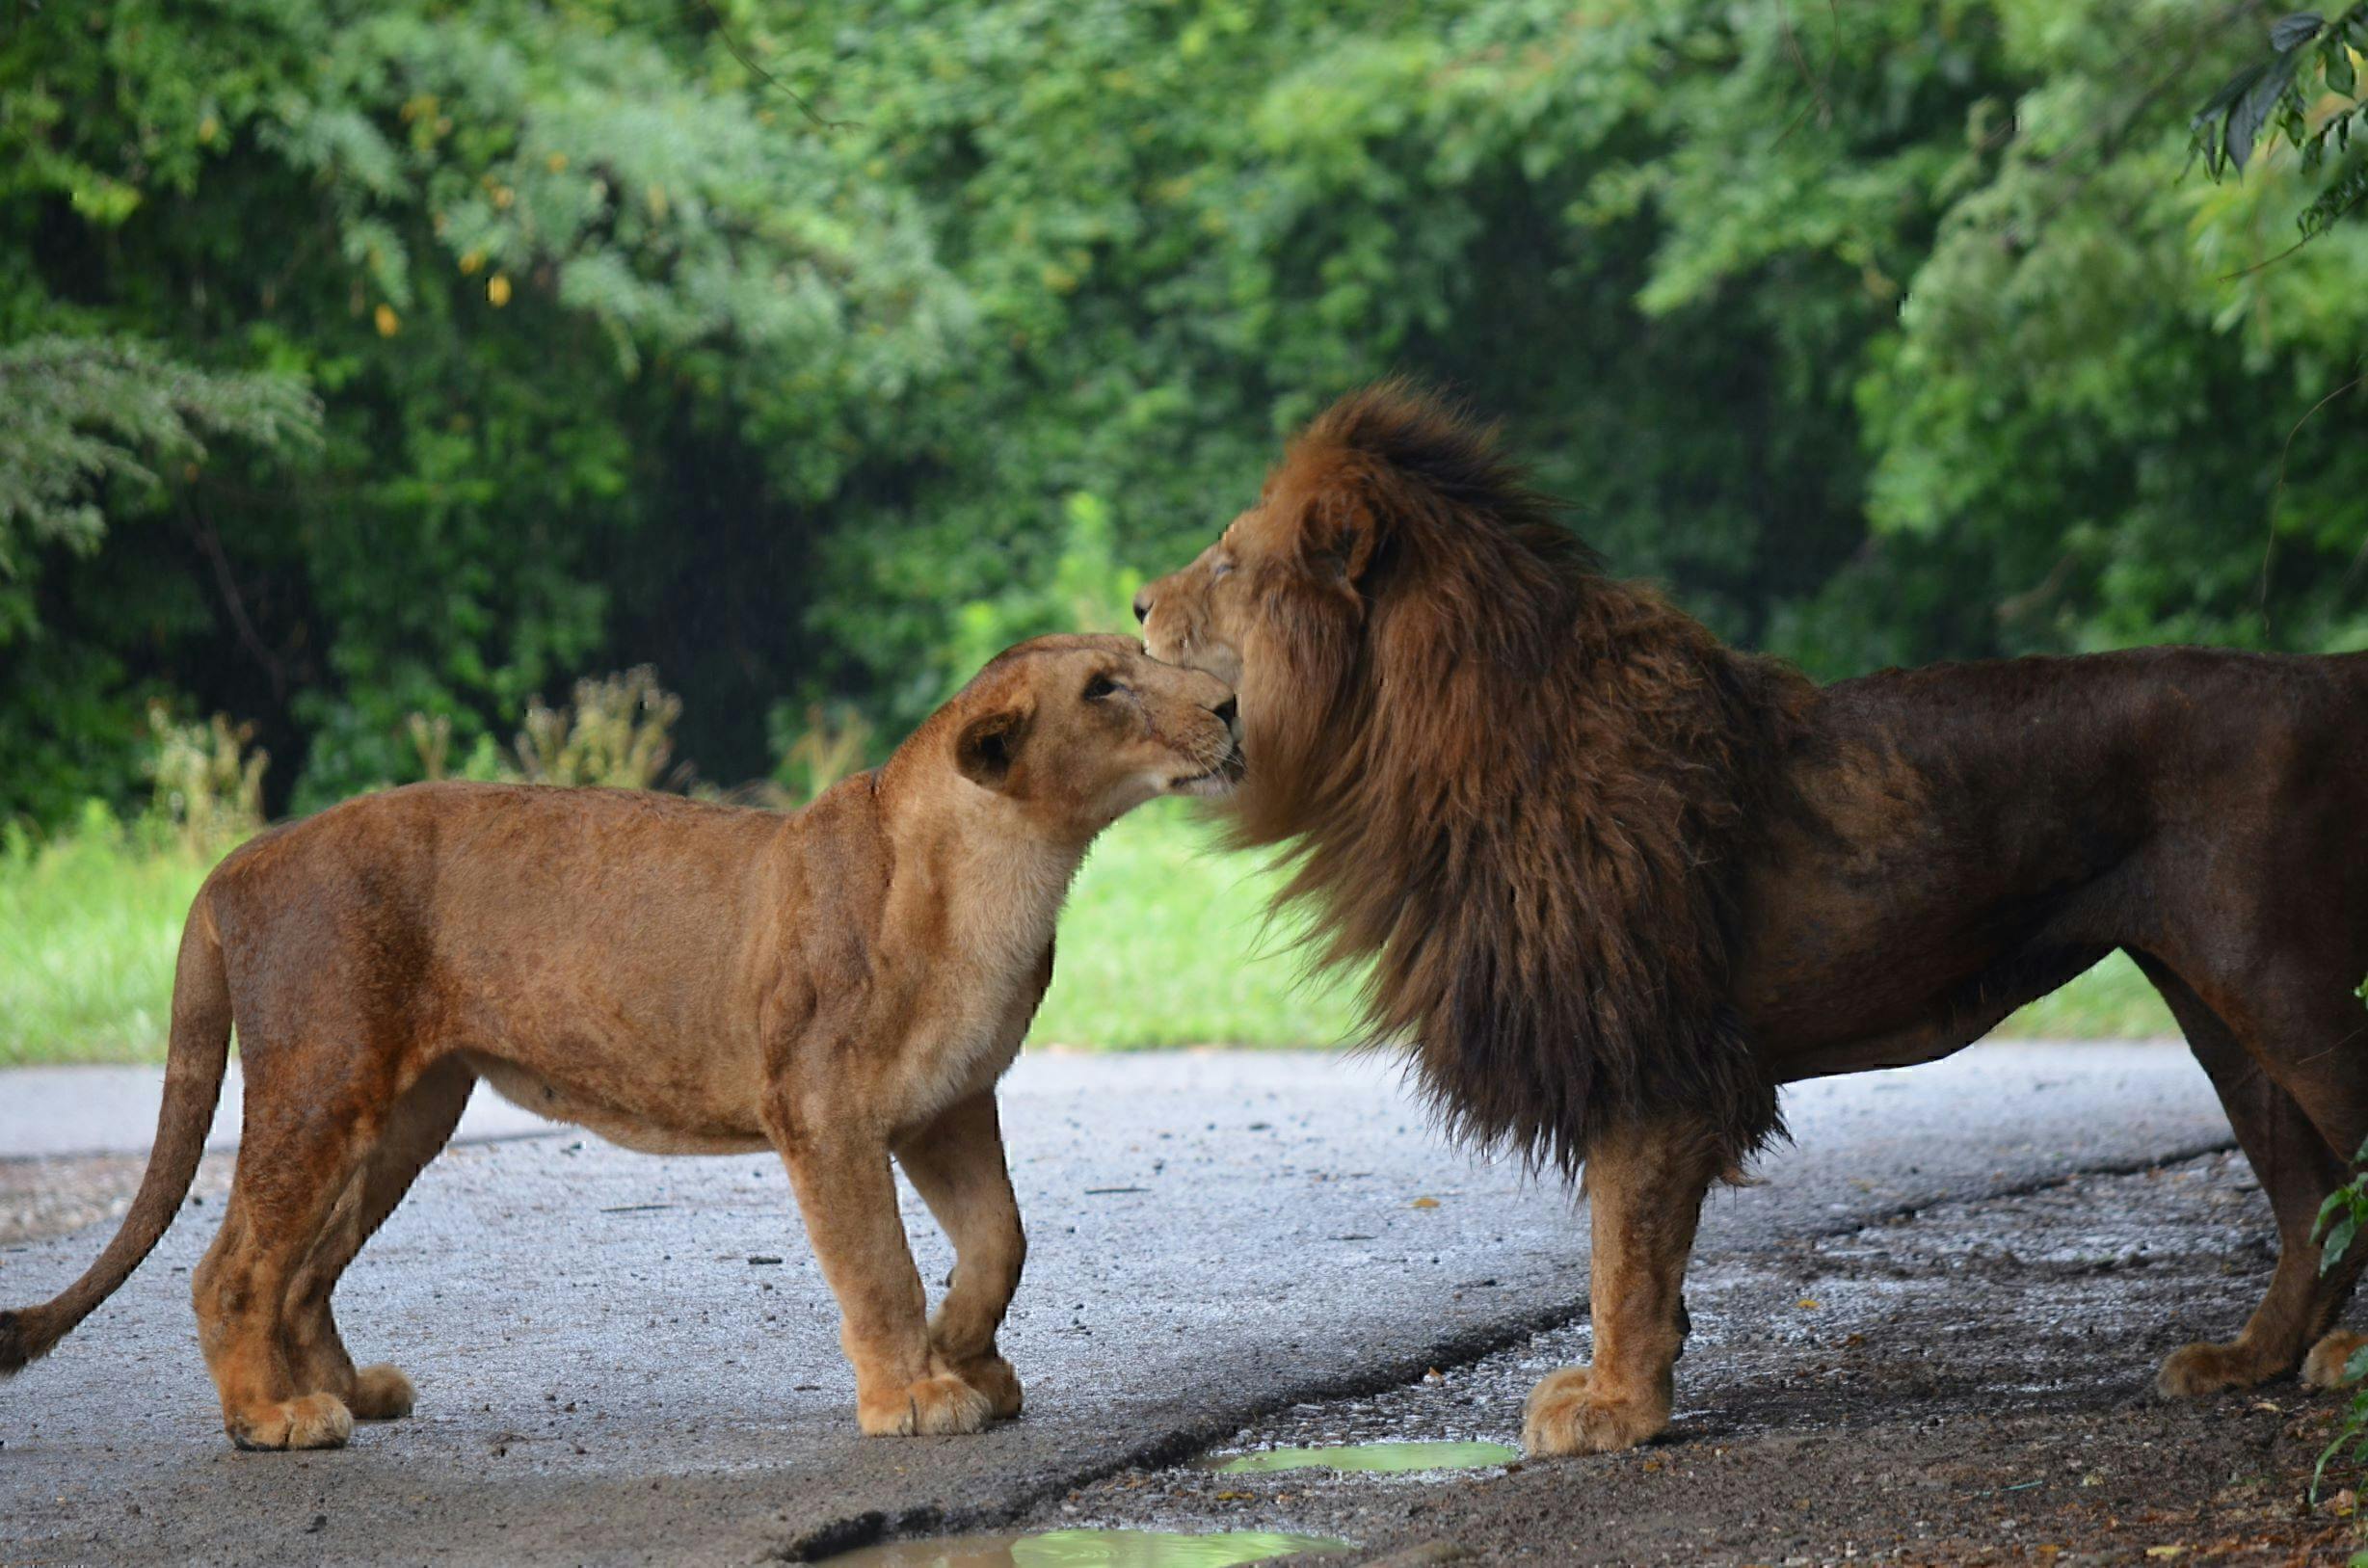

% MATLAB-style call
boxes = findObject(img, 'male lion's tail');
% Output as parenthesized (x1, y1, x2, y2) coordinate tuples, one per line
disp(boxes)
(0, 893, 233, 1374)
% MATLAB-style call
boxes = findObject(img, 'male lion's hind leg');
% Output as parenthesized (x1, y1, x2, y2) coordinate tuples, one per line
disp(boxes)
(2138, 957, 2366, 1398)
(1522, 1120, 1719, 1457)
(2304, 1330, 2368, 1390)
(279, 1059, 475, 1422)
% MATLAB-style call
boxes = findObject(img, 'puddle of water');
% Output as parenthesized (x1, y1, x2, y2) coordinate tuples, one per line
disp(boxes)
(1199, 1440, 1519, 1475)
(822, 1528, 1352, 1567)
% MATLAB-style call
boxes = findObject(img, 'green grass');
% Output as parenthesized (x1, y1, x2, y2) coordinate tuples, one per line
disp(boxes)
(0, 806, 220, 1067)
(0, 797, 2173, 1067)
(2001, 949, 2173, 1039)
(1028, 799, 1365, 1049)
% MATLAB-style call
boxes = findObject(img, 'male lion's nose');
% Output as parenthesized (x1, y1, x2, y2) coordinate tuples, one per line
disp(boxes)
(1132, 587, 1153, 625)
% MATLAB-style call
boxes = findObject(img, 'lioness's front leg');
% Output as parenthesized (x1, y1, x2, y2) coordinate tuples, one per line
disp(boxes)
(1524, 1118, 1721, 1456)
(896, 1091, 1025, 1420)
(775, 1126, 993, 1437)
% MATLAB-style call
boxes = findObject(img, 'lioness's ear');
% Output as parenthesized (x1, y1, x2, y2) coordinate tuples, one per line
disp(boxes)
(1302, 485, 1379, 586)
(955, 706, 1032, 791)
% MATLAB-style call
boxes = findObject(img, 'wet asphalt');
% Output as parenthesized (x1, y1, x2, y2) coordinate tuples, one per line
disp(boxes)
(0, 1044, 2237, 1567)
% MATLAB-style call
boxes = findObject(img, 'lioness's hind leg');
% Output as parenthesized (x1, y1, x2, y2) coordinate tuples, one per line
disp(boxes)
(2138, 958, 2364, 1398)
(281, 1058, 475, 1420)
(193, 1049, 398, 1449)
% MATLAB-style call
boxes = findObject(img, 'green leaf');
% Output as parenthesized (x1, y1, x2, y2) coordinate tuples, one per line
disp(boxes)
(2227, 48, 2308, 172)
(2324, 1214, 2360, 1273)
(2271, 13, 2326, 51)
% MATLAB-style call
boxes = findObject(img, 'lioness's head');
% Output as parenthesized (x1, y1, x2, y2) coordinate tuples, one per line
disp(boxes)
(941, 633, 1242, 834)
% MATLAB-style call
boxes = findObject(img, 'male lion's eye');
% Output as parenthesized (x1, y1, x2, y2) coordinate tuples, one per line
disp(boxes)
(1083, 675, 1122, 701)
(1211, 557, 1235, 581)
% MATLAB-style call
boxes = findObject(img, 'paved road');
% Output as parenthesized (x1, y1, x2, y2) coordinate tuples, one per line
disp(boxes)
(0, 1044, 2230, 1567)
(0, 1063, 553, 1158)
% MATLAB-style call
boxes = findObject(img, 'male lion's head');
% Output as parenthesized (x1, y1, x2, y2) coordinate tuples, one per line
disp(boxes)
(1134, 380, 1586, 841)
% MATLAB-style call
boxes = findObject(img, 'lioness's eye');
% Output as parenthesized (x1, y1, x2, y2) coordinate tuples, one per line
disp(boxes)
(1083, 675, 1122, 701)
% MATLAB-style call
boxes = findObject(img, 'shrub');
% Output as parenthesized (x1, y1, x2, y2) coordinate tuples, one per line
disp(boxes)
(513, 667, 682, 790)
(770, 702, 874, 806)
(143, 704, 266, 857)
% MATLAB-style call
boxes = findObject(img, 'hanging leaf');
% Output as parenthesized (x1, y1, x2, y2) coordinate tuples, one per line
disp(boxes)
(2225, 45, 2309, 172)
(2270, 12, 2326, 50)
(2192, 63, 2267, 174)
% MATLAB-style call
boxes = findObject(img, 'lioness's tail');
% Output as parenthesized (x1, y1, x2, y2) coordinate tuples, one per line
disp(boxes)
(0, 893, 233, 1374)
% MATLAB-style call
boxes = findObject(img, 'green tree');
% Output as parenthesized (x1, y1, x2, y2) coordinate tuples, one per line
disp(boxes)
(3, 0, 2363, 827)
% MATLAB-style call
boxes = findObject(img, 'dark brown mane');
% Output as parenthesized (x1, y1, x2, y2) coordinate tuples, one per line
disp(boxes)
(1232, 381, 1813, 1174)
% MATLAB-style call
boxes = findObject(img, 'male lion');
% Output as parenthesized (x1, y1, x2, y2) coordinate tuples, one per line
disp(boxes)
(0, 635, 1239, 1449)
(1137, 383, 2368, 1456)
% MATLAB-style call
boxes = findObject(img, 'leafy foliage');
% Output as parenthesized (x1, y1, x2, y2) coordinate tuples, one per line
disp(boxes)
(3, 1, 2366, 828)
(2193, 6, 2368, 235)
(0, 336, 318, 584)
(2315, 984, 2368, 1527)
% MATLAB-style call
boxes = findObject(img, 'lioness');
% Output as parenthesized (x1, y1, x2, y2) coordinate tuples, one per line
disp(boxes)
(0, 634, 1239, 1450)
(1138, 382, 2368, 1456)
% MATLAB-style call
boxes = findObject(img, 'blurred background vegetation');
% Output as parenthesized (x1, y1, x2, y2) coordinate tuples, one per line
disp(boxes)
(3, 0, 2364, 1060)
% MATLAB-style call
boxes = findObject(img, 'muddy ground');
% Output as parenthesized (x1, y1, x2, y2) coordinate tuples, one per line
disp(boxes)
(1031, 1153, 2361, 1566)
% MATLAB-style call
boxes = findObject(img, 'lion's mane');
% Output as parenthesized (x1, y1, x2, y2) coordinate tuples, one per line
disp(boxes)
(1230, 383, 1815, 1173)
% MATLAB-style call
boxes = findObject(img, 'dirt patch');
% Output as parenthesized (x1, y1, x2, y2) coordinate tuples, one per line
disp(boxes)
(0, 1150, 234, 1246)
(1023, 1153, 2363, 1565)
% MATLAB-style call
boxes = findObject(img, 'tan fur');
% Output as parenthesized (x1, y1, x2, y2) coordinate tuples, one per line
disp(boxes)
(1521, 1120, 1723, 1454)
(0, 635, 1237, 1450)
(2302, 1329, 2368, 1391)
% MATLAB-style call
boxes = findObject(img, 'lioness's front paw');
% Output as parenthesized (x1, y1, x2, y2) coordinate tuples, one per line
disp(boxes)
(936, 1351, 1023, 1421)
(2157, 1340, 2276, 1398)
(2303, 1331, 2368, 1391)
(1521, 1366, 1666, 1456)
(857, 1373, 995, 1437)
(227, 1393, 354, 1451)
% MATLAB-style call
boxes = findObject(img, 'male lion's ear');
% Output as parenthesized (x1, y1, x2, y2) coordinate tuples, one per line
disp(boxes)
(1302, 485, 1379, 587)
(955, 707, 1032, 792)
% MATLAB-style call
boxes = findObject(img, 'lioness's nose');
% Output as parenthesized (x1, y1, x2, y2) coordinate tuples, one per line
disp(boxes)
(1212, 696, 1237, 730)
(1132, 587, 1153, 624)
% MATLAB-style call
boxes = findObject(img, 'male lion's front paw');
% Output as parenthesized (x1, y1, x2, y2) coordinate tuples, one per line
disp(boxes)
(227, 1393, 355, 1451)
(2156, 1339, 2277, 1398)
(1520, 1366, 1667, 1456)
(857, 1373, 995, 1437)
(2303, 1331, 2368, 1391)
(938, 1352, 1023, 1421)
